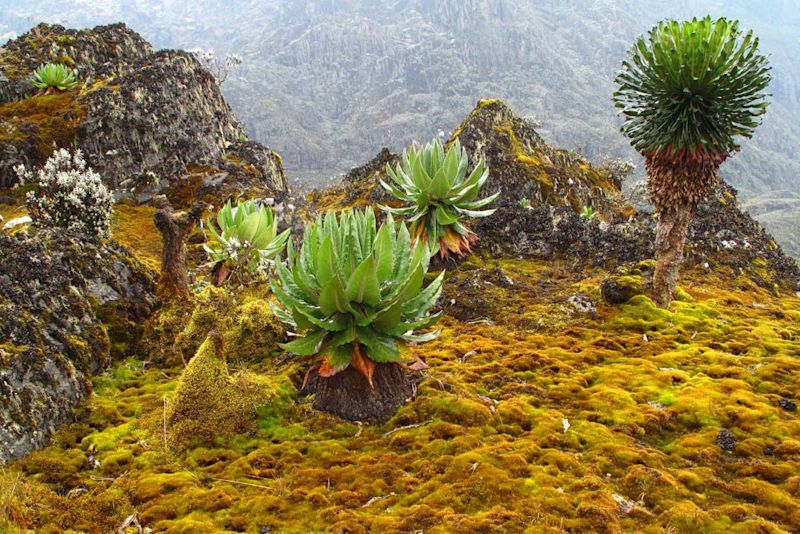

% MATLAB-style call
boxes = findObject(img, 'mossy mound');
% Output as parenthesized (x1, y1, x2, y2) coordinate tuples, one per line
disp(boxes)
(4, 257, 800, 532)
(167, 333, 289, 451)
(145, 285, 286, 367)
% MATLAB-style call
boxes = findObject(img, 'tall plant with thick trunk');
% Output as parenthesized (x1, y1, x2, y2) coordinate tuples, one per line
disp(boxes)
(613, 17, 771, 306)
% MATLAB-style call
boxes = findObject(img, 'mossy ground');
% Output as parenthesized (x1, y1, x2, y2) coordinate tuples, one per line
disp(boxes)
(2, 245, 799, 532)
(0, 91, 86, 165)
(111, 203, 161, 272)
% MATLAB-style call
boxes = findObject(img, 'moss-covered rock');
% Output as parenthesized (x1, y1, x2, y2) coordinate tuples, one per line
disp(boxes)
(0, 23, 288, 204)
(450, 98, 631, 223)
(600, 275, 646, 305)
(145, 285, 285, 367)
(0, 229, 155, 462)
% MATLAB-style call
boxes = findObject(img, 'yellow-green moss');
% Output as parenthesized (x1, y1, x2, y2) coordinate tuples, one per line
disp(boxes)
(111, 204, 161, 271)
(3, 261, 800, 532)
(153, 285, 286, 367)
(0, 92, 86, 164)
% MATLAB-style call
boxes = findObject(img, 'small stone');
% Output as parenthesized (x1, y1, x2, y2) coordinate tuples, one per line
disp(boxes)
(567, 294, 596, 314)
(600, 276, 643, 305)
(716, 429, 736, 452)
(779, 398, 797, 412)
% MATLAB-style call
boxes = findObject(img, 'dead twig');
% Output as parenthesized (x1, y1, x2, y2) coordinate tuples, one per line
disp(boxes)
(211, 477, 271, 490)
(162, 396, 169, 459)
(381, 419, 433, 440)
(362, 492, 397, 508)
(460, 350, 477, 363)
(90, 470, 128, 483)
(117, 512, 143, 534)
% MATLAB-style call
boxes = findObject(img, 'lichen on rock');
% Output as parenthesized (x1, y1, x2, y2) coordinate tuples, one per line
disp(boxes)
(0, 23, 288, 203)
(0, 229, 155, 462)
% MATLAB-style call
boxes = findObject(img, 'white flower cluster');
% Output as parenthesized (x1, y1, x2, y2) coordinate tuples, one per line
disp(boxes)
(14, 149, 114, 238)
(597, 156, 637, 184)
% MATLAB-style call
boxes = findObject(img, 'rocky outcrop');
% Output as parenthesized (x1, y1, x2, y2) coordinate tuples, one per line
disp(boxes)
(0, 23, 287, 203)
(450, 99, 632, 223)
(314, 99, 800, 290)
(0, 23, 153, 104)
(308, 147, 397, 213)
(0, 230, 155, 463)
(686, 183, 800, 289)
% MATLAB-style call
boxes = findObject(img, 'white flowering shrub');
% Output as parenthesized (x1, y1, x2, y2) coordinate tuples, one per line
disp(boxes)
(187, 48, 242, 85)
(14, 149, 114, 238)
(596, 156, 637, 185)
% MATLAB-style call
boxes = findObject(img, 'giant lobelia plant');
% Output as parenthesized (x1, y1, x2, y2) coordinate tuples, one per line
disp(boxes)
(205, 199, 290, 284)
(270, 209, 443, 420)
(613, 17, 771, 306)
(379, 139, 498, 259)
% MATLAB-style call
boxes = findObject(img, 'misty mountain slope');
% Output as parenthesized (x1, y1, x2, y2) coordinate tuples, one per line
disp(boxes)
(2, 0, 799, 255)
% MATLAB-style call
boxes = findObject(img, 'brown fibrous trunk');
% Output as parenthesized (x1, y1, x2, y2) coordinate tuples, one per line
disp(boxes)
(646, 153, 721, 308)
(153, 195, 209, 300)
(652, 204, 692, 307)
(310, 362, 413, 421)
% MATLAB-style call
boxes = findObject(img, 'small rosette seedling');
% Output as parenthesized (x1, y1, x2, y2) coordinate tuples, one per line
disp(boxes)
(32, 63, 78, 93)
(204, 199, 290, 284)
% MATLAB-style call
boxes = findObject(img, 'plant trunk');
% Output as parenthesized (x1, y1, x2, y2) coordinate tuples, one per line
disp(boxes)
(652, 204, 692, 308)
(311, 363, 412, 421)
(645, 153, 720, 309)
(153, 195, 208, 300)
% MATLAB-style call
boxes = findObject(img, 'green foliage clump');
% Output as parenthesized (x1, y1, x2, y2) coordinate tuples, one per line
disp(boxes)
(204, 199, 289, 284)
(613, 17, 772, 307)
(271, 209, 443, 386)
(580, 205, 596, 220)
(379, 139, 498, 258)
(31, 63, 77, 92)
(613, 16, 771, 161)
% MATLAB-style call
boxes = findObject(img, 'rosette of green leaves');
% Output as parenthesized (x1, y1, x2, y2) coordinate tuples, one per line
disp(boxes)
(270, 209, 443, 385)
(204, 199, 289, 275)
(379, 139, 498, 257)
(612, 17, 771, 160)
(32, 63, 78, 91)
